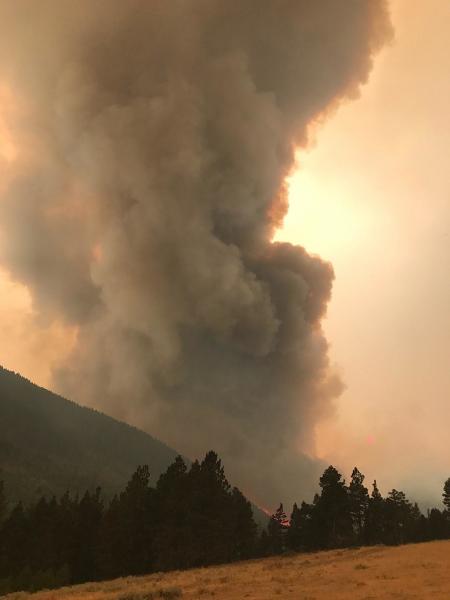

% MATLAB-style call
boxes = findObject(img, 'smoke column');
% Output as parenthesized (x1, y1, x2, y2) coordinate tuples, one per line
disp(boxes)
(0, 1, 392, 506)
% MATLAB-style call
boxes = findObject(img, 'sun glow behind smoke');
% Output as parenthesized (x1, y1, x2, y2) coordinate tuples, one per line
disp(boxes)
(277, 0, 450, 507)
(275, 152, 377, 259)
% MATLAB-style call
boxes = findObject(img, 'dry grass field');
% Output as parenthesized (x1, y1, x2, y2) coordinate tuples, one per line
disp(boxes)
(3, 540, 450, 600)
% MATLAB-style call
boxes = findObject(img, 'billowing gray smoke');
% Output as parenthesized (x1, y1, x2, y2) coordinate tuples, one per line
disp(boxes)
(0, 1, 392, 506)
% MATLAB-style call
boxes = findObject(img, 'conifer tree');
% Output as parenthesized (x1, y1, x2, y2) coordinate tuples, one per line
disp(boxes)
(117, 465, 155, 575)
(230, 487, 257, 560)
(71, 488, 104, 583)
(299, 501, 318, 550)
(0, 502, 28, 579)
(287, 503, 302, 551)
(427, 508, 446, 541)
(154, 455, 189, 571)
(28, 496, 58, 575)
(267, 503, 288, 554)
(348, 467, 369, 544)
(187, 451, 233, 566)
(97, 494, 124, 578)
(443, 478, 450, 539)
(55, 491, 78, 581)
(314, 466, 352, 549)
(2, 452, 449, 595)
(443, 478, 450, 512)
(384, 489, 413, 545)
(407, 502, 424, 542)
(364, 480, 385, 545)
(287, 501, 317, 552)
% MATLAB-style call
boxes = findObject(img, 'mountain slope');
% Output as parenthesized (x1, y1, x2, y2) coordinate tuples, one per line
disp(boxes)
(0, 366, 180, 503)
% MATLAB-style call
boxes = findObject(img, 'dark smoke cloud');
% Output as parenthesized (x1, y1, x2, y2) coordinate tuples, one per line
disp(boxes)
(0, 1, 392, 506)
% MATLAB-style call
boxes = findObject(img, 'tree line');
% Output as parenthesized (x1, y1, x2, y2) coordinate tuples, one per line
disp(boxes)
(0, 455, 449, 595)
(0, 452, 256, 594)
(264, 466, 450, 555)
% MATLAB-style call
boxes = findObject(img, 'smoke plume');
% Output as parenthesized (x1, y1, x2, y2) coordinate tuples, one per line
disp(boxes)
(0, 1, 392, 506)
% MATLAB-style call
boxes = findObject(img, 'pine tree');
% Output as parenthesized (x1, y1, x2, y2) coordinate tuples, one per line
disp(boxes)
(267, 503, 288, 554)
(71, 488, 104, 583)
(55, 491, 77, 582)
(199, 451, 233, 563)
(348, 467, 369, 545)
(287, 501, 317, 552)
(287, 503, 302, 552)
(0, 452, 264, 593)
(28, 496, 58, 575)
(443, 478, 450, 512)
(97, 494, 125, 579)
(364, 480, 385, 545)
(230, 487, 257, 560)
(427, 508, 446, 541)
(153, 455, 189, 571)
(299, 501, 318, 550)
(183, 452, 234, 567)
(200, 451, 231, 497)
(314, 466, 352, 549)
(0, 502, 28, 579)
(407, 502, 424, 542)
(384, 489, 413, 545)
(442, 478, 450, 539)
(127, 466, 155, 574)
(114, 465, 155, 576)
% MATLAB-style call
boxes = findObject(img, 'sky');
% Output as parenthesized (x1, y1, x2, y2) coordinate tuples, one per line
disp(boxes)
(0, 0, 448, 507)
(276, 0, 450, 505)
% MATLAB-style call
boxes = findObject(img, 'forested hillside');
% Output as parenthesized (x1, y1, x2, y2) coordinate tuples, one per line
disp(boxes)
(0, 366, 180, 503)
(0, 450, 448, 595)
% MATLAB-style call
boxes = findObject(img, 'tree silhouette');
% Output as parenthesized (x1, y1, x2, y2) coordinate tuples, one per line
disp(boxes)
(71, 488, 104, 583)
(97, 493, 123, 578)
(348, 467, 369, 545)
(443, 478, 450, 511)
(153, 455, 189, 571)
(364, 480, 385, 545)
(384, 490, 414, 545)
(27, 496, 58, 575)
(0, 502, 28, 581)
(314, 466, 352, 548)
(117, 465, 155, 575)
(287, 501, 317, 551)
(230, 487, 257, 560)
(267, 503, 288, 554)
(427, 508, 447, 541)
(185, 453, 230, 566)
(287, 503, 302, 551)
(0, 454, 449, 595)
(443, 478, 450, 538)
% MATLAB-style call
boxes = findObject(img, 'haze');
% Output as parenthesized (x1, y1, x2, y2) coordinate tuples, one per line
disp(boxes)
(277, 0, 450, 506)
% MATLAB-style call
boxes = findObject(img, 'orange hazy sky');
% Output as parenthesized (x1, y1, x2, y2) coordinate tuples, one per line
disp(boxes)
(277, 0, 450, 504)
(0, 0, 448, 505)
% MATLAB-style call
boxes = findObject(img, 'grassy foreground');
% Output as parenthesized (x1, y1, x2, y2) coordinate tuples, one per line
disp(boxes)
(3, 540, 450, 600)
